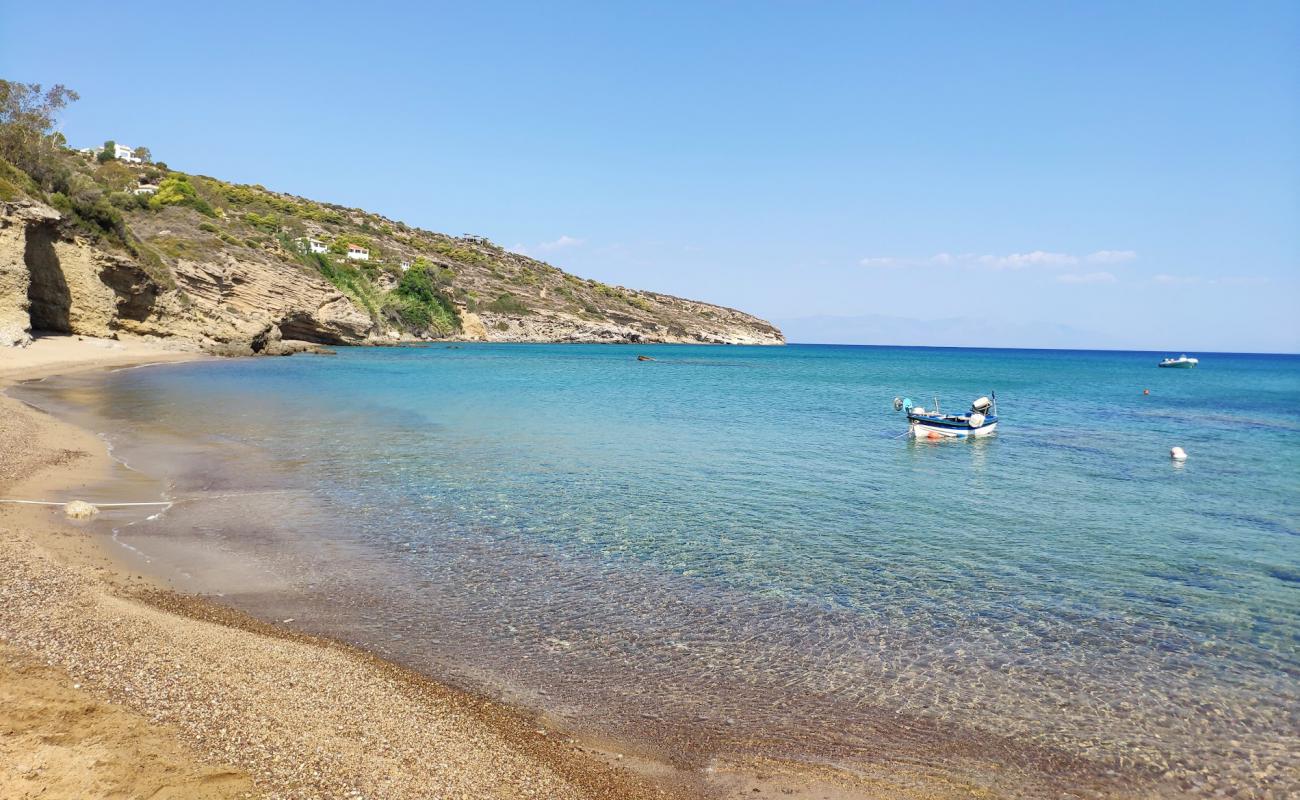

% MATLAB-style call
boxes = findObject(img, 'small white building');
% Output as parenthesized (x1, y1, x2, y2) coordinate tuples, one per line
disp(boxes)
(113, 144, 143, 164)
(133, 184, 158, 196)
(346, 244, 370, 261)
(400, 259, 412, 272)
(295, 236, 328, 254)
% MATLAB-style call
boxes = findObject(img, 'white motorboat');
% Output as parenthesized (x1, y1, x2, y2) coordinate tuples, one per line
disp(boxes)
(894, 393, 999, 439)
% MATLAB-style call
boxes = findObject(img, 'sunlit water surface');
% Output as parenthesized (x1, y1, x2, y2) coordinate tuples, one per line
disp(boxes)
(18, 344, 1299, 795)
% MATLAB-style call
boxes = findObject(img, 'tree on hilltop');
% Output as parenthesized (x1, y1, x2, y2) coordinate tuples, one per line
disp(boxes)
(97, 139, 116, 163)
(0, 79, 79, 183)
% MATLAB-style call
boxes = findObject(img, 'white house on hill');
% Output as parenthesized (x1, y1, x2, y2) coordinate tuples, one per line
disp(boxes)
(346, 244, 370, 261)
(114, 144, 142, 163)
(294, 236, 328, 254)
(83, 143, 143, 163)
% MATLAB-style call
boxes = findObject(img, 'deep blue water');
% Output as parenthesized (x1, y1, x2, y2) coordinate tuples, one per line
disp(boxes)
(20, 344, 1300, 792)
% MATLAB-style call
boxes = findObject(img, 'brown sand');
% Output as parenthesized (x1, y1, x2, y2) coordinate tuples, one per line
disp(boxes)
(1, 335, 699, 799)
(0, 642, 256, 799)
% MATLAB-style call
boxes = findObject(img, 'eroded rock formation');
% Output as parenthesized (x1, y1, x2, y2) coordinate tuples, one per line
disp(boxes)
(0, 199, 377, 353)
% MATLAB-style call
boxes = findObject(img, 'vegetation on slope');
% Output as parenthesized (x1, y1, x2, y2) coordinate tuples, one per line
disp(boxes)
(1, 77, 783, 344)
(384, 262, 459, 335)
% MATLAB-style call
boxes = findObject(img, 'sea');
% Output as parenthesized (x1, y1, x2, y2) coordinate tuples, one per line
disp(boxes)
(15, 344, 1300, 796)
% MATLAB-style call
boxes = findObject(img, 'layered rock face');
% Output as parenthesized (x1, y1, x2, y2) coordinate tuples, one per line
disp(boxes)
(476, 305, 784, 345)
(0, 201, 60, 346)
(0, 199, 376, 353)
(1, 192, 782, 352)
(167, 252, 373, 345)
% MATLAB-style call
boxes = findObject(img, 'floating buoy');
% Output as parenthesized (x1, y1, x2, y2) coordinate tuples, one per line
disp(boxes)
(1143, 388, 1150, 396)
(64, 500, 99, 519)
(1170, 446, 1188, 461)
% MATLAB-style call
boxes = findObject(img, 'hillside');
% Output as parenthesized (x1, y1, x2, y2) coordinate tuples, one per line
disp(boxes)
(0, 128, 782, 353)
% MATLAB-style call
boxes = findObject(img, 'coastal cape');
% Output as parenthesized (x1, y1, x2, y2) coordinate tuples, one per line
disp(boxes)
(0, 150, 783, 353)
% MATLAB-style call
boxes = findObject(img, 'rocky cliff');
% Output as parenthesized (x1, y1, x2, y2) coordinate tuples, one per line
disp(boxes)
(0, 155, 782, 353)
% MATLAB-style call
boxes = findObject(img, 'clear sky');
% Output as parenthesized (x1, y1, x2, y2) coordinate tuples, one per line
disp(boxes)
(3, 1, 1296, 351)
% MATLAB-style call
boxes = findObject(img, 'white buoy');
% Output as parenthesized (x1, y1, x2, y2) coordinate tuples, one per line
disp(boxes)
(63, 500, 100, 519)
(1170, 446, 1188, 461)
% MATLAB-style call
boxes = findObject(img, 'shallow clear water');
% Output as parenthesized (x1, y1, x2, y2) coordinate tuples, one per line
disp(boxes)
(18, 344, 1300, 794)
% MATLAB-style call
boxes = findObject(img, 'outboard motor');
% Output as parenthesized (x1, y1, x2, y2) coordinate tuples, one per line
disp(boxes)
(971, 396, 992, 414)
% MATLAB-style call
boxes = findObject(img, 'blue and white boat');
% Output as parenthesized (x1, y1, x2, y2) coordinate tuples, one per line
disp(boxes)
(894, 393, 998, 439)
(1158, 355, 1198, 368)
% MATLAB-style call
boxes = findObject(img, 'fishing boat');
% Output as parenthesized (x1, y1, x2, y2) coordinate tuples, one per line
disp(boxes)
(893, 393, 998, 439)
(1158, 355, 1198, 368)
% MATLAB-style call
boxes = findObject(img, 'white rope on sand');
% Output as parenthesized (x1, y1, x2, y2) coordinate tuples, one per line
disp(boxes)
(0, 490, 294, 508)
(0, 499, 172, 507)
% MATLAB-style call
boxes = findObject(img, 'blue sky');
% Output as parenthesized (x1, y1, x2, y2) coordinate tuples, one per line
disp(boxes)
(3, 1, 1296, 351)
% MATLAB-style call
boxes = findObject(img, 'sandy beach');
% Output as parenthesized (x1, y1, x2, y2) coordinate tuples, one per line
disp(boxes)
(0, 336, 706, 800)
(1, 337, 1182, 800)
(1, 336, 972, 800)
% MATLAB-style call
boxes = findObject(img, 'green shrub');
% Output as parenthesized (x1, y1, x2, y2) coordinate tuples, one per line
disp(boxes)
(107, 190, 149, 210)
(244, 211, 280, 232)
(148, 175, 216, 216)
(424, 239, 492, 267)
(48, 191, 73, 215)
(410, 258, 455, 286)
(328, 233, 371, 254)
(0, 158, 38, 200)
(303, 251, 381, 319)
(383, 264, 459, 335)
(198, 221, 219, 233)
(486, 292, 530, 315)
(47, 187, 127, 241)
(592, 281, 626, 300)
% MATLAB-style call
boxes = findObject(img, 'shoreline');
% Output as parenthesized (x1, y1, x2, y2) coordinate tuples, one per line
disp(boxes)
(0, 336, 711, 799)
(2, 335, 938, 800)
(0, 336, 1168, 799)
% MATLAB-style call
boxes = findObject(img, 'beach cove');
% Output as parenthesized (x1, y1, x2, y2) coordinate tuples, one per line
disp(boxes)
(0, 337, 718, 800)
(2, 338, 1297, 798)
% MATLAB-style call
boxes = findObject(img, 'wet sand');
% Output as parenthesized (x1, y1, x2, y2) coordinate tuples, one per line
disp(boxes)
(0, 336, 697, 799)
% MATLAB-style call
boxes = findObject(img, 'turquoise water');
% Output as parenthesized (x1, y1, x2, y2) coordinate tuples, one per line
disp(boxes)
(19, 344, 1300, 794)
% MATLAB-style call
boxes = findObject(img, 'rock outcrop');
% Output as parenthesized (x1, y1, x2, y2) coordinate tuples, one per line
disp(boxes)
(1, 164, 783, 351)
(472, 306, 783, 345)
(0, 199, 378, 353)
(0, 200, 60, 346)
